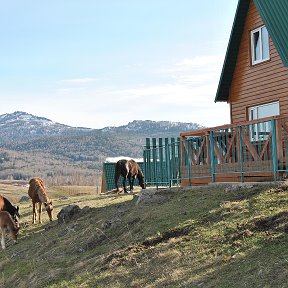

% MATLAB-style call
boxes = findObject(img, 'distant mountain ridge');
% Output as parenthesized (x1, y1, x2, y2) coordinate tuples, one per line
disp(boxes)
(0, 111, 204, 142)
(0, 111, 90, 142)
(0, 111, 204, 184)
(102, 120, 203, 133)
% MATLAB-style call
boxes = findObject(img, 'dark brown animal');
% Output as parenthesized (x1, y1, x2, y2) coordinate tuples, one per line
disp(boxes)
(0, 195, 20, 224)
(115, 159, 145, 193)
(0, 211, 20, 249)
(28, 177, 53, 224)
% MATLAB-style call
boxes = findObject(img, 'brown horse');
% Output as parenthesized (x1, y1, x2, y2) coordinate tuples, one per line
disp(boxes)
(114, 159, 145, 193)
(28, 177, 53, 224)
(0, 211, 20, 249)
(0, 195, 20, 225)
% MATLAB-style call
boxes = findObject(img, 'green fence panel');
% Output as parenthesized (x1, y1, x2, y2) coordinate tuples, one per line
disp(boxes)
(143, 117, 285, 187)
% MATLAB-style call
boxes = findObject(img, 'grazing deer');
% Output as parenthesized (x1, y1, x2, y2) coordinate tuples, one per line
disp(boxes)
(28, 177, 53, 224)
(114, 159, 145, 193)
(0, 211, 20, 249)
(0, 195, 20, 225)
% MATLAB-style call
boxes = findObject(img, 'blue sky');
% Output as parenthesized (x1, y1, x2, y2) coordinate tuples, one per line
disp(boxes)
(0, 0, 238, 129)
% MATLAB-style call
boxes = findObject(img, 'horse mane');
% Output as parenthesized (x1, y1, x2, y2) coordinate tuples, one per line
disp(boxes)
(0, 195, 19, 220)
(3, 197, 18, 214)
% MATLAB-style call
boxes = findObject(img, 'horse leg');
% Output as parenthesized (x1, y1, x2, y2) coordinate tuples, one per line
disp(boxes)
(115, 171, 121, 192)
(129, 177, 135, 192)
(38, 203, 42, 224)
(123, 177, 128, 193)
(1, 229, 5, 249)
(32, 202, 37, 224)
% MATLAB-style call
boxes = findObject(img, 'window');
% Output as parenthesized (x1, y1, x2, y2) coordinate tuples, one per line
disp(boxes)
(249, 101, 279, 121)
(248, 101, 279, 141)
(251, 26, 270, 65)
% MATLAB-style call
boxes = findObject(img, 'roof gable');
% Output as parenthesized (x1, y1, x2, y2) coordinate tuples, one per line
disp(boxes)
(254, 0, 288, 67)
(215, 0, 288, 102)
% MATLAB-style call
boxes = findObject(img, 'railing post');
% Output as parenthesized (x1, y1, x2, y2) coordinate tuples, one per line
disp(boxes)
(187, 139, 192, 186)
(238, 126, 244, 182)
(152, 138, 158, 188)
(159, 138, 164, 186)
(271, 119, 278, 181)
(165, 138, 171, 187)
(209, 131, 215, 182)
(177, 137, 181, 184)
(145, 138, 151, 187)
(171, 137, 176, 185)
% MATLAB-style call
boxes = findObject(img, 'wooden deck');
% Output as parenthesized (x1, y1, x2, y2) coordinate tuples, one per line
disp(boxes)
(143, 116, 288, 187)
(179, 116, 288, 186)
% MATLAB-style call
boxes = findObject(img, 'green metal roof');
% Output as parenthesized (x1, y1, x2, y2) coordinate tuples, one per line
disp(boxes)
(215, 0, 288, 102)
(254, 0, 288, 67)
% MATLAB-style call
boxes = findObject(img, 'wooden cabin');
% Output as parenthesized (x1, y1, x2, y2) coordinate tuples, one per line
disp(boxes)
(215, 0, 288, 124)
(180, 0, 288, 186)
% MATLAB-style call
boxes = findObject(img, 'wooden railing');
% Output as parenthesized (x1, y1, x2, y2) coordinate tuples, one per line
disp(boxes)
(144, 116, 288, 187)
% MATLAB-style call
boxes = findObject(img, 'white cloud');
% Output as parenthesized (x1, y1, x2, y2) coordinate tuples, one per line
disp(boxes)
(0, 54, 229, 129)
(60, 78, 98, 84)
(56, 87, 86, 95)
(156, 55, 223, 88)
(38, 54, 229, 128)
(175, 55, 223, 69)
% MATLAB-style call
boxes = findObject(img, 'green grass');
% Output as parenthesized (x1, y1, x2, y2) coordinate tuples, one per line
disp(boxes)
(0, 182, 288, 287)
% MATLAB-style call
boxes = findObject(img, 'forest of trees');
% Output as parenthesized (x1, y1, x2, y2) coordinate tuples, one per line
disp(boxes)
(0, 114, 202, 185)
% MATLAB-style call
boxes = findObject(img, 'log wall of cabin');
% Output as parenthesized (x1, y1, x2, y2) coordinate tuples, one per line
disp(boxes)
(229, 0, 288, 124)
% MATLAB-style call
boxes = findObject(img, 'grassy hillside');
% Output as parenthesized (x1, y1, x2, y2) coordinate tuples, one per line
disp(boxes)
(0, 181, 288, 287)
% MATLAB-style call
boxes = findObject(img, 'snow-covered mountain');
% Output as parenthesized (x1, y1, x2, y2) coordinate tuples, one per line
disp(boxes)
(101, 120, 204, 133)
(0, 111, 91, 142)
(0, 111, 204, 143)
(0, 111, 205, 182)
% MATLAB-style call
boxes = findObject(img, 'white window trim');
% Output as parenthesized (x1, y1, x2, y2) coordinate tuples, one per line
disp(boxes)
(248, 101, 279, 121)
(251, 25, 270, 65)
(248, 101, 279, 141)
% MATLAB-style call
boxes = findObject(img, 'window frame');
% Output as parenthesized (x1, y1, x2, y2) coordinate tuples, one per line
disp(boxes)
(251, 25, 270, 65)
(248, 101, 279, 142)
(248, 101, 279, 121)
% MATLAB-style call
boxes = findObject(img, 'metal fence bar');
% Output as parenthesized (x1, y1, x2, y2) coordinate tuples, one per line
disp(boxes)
(152, 138, 157, 188)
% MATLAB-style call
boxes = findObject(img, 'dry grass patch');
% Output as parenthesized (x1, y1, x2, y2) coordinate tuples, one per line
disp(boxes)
(0, 182, 287, 287)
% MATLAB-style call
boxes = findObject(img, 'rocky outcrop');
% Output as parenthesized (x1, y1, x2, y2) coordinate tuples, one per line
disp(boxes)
(135, 188, 171, 205)
(57, 204, 82, 224)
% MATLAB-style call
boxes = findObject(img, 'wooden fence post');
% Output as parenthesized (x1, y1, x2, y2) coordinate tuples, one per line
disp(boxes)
(271, 119, 278, 181)
(209, 131, 215, 182)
